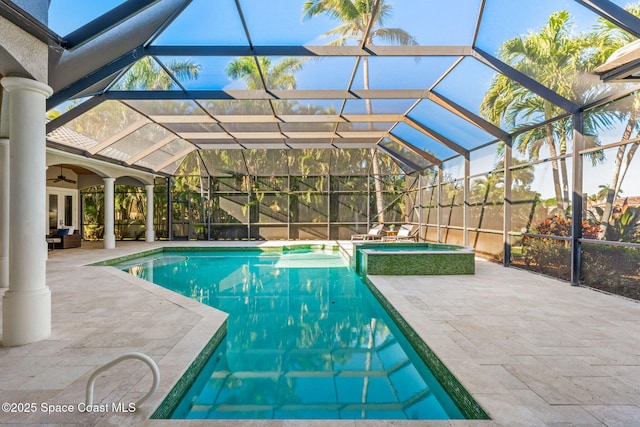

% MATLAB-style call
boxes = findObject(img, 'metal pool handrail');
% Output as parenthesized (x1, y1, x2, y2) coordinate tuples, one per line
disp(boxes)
(86, 352, 160, 407)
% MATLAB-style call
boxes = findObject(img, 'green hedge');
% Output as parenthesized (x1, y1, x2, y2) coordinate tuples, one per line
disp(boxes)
(581, 245, 640, 301)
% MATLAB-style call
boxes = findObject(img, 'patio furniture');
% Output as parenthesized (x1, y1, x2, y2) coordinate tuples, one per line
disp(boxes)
(46, 237, 61, 251)
(47, 228, 81, 249)
(350, 223, 385, 241)
(381, 224, 418, 242)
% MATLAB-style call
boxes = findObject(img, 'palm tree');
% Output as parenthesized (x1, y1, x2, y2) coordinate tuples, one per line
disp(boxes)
(81, 186, 104, 240)
(113, 56, 200, 90)
(114, 185, 145, 239)
(303, 0, 417, 224)
(226, 56, 303, 90)
(74, 56, 200, 153)
(481, 11, 591, 217)
(589, 5, 640, 239)
(224, 56, 304, 178)
(107, 56, 200, 238)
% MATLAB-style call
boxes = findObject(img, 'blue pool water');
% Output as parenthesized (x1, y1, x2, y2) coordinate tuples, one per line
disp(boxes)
(117, 248, 466, 420)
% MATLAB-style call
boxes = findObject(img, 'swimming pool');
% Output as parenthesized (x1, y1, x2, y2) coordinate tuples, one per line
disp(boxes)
(109, 246, 486, 420)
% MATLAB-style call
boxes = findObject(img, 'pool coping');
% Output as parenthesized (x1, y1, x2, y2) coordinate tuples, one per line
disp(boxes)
(150, 322, 227, 419)
(90, 242, 340, 267)
(362, 275, 488, 419)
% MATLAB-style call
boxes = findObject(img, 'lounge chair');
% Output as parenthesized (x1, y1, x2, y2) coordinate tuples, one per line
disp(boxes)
(351, 223, 385, 241)
(382, 224, 418, 242)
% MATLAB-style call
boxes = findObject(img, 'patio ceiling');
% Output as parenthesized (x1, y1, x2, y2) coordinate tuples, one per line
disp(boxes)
(6, 0, 640, 176)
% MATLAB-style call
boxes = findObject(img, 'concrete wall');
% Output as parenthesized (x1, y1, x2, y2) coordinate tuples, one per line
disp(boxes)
(0, 16, 48, 82)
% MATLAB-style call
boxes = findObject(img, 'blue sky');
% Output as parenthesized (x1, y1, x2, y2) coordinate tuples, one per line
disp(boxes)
(48, 0, 621, 103)
(47, 0, 640, 200)
(48, 0, 613, 47)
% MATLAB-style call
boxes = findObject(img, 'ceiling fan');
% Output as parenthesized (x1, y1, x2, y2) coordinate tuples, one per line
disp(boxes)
(48, 166, 76, 184)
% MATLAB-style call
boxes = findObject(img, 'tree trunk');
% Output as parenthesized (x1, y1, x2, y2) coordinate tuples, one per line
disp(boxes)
(361, 318, 377, 414)
(371, 149, 385, 223)
(559, 134, 570, 212)
(614, 141, 639, 198)
(363, 56, 385, 223)
(545, 123, 564, 216)
(598, 113, 636, 239)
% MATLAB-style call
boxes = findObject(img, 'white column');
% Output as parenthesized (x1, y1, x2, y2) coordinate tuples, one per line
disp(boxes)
(1, 76, 53, 346)
(145, 184, 155, 242)
(0, 138, 8, 289)
(103, 177, 116, 249)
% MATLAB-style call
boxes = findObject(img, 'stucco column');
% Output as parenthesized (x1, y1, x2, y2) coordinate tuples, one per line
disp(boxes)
(0, 138, 8, 289)
(145, 184, 155, 242)
(103, 177, 116, 249)
(1, 76, 53, 346)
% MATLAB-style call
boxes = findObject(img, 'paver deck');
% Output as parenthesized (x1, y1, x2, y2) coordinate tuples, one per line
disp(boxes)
(1, 241, 639, 426)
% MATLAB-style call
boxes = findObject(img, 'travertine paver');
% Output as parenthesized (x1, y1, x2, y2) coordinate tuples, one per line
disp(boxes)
(0, 241, 228, 426)
(1, 242, 638, 426)
(369, 259, 640, 426)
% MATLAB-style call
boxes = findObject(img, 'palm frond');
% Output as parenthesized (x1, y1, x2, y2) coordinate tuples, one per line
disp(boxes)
(371, 28, 418, 46)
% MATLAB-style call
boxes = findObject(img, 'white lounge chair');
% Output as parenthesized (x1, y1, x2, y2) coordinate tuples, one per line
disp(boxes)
(381, 224, 418, 242)
(351, 223, 385, 241)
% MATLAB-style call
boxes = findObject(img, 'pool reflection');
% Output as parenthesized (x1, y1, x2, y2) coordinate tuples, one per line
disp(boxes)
(123, 251, 463, 420)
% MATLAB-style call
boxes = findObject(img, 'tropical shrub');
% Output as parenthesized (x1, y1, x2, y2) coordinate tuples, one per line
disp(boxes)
(518, 216, 600, 281)
(582, 245, 640, 301)
(523, 240, 571, 280)
(533, 215, 599, 239)
(605, 200, 640, 242)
